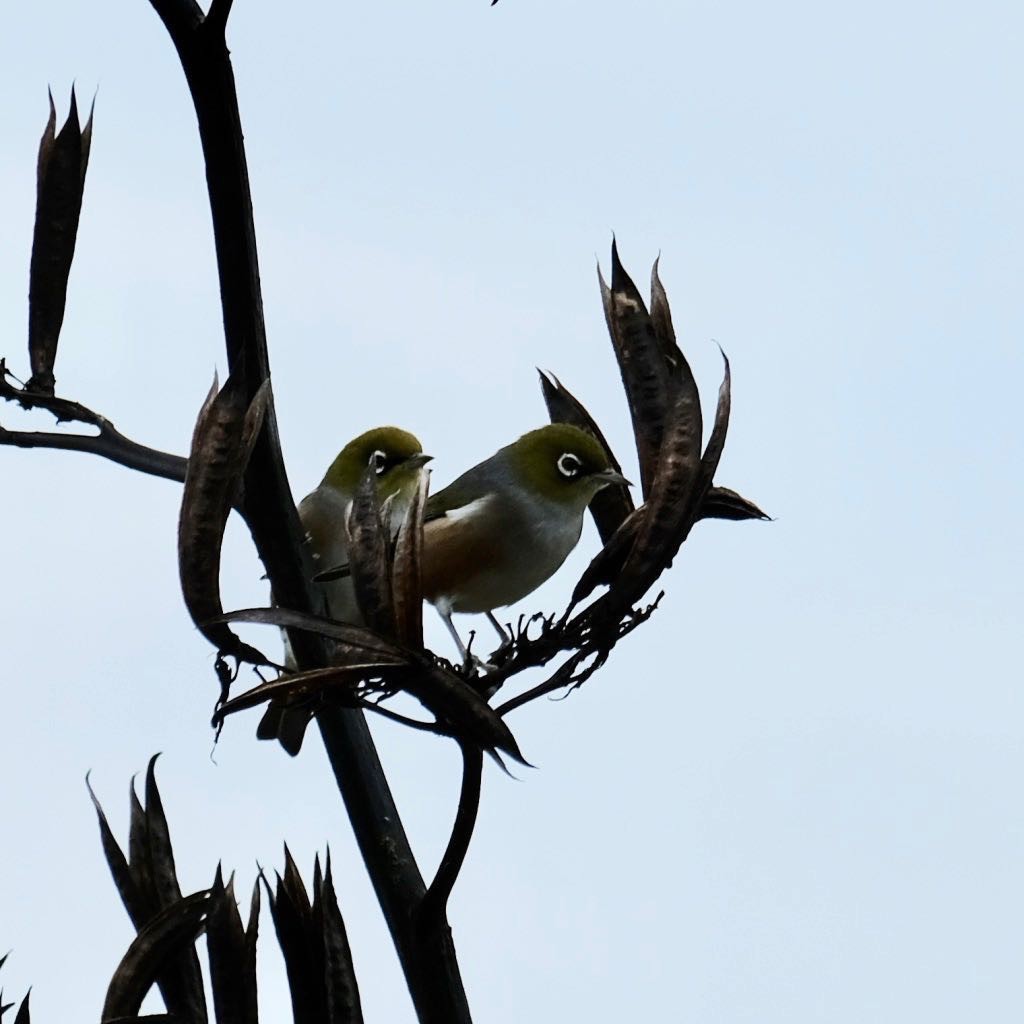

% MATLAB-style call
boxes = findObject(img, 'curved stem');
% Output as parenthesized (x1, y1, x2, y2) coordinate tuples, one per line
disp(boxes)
(418, 741, 484, 936)
(319, 707, 473, 1024)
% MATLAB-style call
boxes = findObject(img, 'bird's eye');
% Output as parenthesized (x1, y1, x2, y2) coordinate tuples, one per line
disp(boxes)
(557, 452, 583, 479)
(371, 450, 388, 475)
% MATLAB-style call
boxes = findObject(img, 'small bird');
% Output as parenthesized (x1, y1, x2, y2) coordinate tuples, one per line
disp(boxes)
(419, 423, 629, 661)
(259, 426, 431, 753)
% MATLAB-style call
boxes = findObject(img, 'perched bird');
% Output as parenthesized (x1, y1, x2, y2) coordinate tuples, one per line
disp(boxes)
(259, 426, 430, 753)
(419, 423, 629, 661)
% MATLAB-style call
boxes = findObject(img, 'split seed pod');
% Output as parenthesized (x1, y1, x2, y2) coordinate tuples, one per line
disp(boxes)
(27, 89, 93, 395)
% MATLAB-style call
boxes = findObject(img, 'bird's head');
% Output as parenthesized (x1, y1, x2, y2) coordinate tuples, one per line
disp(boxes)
(322, 426, 431, 503)
(503, 423, 630, 510)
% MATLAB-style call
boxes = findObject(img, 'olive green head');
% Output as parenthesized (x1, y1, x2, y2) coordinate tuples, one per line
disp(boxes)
(322, 426, 430, 500)
(503, 423, 630, 507)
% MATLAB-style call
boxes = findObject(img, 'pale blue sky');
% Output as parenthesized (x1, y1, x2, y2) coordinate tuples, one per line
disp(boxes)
(1, 1, 1021, 1021)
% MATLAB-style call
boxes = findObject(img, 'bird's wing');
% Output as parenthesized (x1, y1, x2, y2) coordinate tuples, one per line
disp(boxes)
(423, 460, 501, 522)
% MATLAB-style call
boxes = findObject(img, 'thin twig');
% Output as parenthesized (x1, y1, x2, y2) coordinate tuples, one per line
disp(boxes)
(494, 652, 590, 718)
(489, 595, 663, 717)
(1, 365, 187, 482)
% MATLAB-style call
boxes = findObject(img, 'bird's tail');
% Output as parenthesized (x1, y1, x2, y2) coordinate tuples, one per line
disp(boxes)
(257, 625, 313, 755)
(257, 701, 311, 757)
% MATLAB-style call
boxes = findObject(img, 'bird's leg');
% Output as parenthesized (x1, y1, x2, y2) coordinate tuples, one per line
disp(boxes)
(438, 608, 497, 675)
(485, 611, 511, 645)
(439, 608, 471, 663)
(485, 610, 515, 665)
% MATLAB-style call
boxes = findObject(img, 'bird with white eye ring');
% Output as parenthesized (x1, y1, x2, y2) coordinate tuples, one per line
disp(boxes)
(318, 423, 630, 665)
(419, 423, 629, 661)
(258, 425, 431, 753)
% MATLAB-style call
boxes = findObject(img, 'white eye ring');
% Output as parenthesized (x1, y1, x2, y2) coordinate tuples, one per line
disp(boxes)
(557, 452, 583, 479)
(371, 450, 388, 474)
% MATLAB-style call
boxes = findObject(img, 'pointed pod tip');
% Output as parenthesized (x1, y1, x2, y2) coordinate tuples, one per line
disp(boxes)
(84, 770, 101, 807)
(66, 87, 80, 131)
(651, 252, 667, 293)
(609, 237, 629, 288)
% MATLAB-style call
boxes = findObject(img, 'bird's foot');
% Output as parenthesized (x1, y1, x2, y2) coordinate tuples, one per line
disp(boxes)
(462, 652, 498, 675)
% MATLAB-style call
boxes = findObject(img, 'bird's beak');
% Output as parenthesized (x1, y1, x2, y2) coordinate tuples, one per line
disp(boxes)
(407, 453, 433, 469)
(594, 468, 632, 488)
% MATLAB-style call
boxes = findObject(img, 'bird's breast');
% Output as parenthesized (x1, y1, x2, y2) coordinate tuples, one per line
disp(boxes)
(421, 494, 583, 614)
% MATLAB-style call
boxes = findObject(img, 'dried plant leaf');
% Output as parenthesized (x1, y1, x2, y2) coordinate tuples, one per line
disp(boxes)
(282, 845, 313, 922)
(698, 485, 769, 522)
(345, 467, 395, 635)
(392, 471, 428, 647)
(216, 606, 410, 662)
(130, 765, 207, 1024)
(178, 373, 269, 666)
(127, 781, 153, 913)
(538, 370, 634, 542)
(213, 665, 397, 724)
(245, 878, 261, 968)
(206, 870, 258, 1024)
(87, 774, 149, 927)
(695, 350, 732, 495)
(601, 370, 704, 609)
(233, 378, 271, 506)
(608, 350, 733, 614)
(143, 756, 187, 911)
(599, 241, 672, 496)
(571, 506, 644, 605)
(214, 610, 525, 759)
(27, 89, 93, 395)
(35, 91, 56, 203)
(320, 857, 363, 1023)
(649, 256, 686, 373)
(399, 665, 527, 764)
(101, 892, 211, 1022)
(574, 479, 767, 605)
(79, 99, 94, 187)
(265, 863, 324, 1024)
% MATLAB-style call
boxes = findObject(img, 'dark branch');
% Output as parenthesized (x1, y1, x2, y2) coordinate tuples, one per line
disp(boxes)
(144, 8, 475, 1021)
(317, 707, 473, 1024)
(205, 0, 234, 37)
(1, 364, 187, 482)
(148, 0, 204, 37)
(418, 742, 484, 936)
